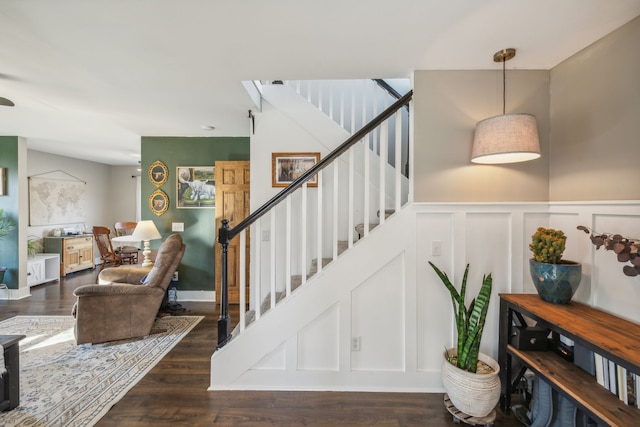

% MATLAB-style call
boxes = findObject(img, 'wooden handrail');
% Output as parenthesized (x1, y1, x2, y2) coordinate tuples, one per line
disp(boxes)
(372, 79, 402, 101)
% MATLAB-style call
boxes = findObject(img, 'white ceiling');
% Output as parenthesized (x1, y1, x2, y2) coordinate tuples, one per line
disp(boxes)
(1, 0, 639, 165)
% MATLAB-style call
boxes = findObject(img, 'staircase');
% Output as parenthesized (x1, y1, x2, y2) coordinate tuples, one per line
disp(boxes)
(233, 240, 349, 333)
(212, 82, 414, 391)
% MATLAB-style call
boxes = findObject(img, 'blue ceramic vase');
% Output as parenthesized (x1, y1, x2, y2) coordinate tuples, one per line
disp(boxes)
(529, 259, 582, 304)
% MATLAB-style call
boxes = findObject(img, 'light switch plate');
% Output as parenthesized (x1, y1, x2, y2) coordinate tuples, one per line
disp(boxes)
(172, 222, 184, 232)
(431, 240, 441, 256)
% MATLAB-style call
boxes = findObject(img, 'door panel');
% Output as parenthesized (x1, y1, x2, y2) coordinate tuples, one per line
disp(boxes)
(215, 161, 250, 305)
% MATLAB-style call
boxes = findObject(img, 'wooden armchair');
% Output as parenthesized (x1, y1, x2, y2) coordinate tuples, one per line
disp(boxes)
(93, 226, 124, 271)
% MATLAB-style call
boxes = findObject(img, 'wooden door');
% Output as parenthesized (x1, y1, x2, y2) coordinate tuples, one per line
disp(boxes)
(215, 161, 250, 305)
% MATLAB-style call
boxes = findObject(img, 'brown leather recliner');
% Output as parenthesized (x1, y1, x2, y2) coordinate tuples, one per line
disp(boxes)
(72, 233, 186, 345)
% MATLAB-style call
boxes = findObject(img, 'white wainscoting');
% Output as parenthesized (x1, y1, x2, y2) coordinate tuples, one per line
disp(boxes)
(210, 201, 640, 392)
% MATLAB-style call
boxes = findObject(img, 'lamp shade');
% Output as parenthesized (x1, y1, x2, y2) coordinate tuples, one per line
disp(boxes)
(131, 220, 162, 241)
(471, 113, 541, 164)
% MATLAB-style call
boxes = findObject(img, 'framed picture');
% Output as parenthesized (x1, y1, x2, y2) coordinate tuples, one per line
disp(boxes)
(272, 152, 320, 188)
(149, 188, 169, 216)
(176, 166, 215, 209)
(148, 160, 168, 187)
(0, 168, 5, 195)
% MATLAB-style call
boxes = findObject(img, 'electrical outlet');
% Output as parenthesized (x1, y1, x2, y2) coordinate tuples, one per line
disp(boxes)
(262, 229, 270, 241)
(172, 222, 184, 232)
(172, 271, 179, 281)
(351, 336, 361, 352)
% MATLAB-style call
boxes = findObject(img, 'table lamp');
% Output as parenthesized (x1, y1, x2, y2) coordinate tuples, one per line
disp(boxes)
(131, 220, 162, 267)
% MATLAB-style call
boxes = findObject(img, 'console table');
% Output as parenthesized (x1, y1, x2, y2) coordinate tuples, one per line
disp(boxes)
(27, 253, 60, 287)
(44, 235, 94, 276)
(498, 293, 640, 426)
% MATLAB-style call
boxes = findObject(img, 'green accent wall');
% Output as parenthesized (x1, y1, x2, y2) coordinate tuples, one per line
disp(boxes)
(0, 136, 20, 288)
(141, 137, 250, 292)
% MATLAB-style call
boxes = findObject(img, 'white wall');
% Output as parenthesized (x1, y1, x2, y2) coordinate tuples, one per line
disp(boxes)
(211, 201, 640, 391)
(217, 67, 639, 392)
(27, 150, 111, 239)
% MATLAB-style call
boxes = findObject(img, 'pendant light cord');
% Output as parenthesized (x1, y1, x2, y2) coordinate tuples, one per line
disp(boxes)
(502, 59, 506, 115)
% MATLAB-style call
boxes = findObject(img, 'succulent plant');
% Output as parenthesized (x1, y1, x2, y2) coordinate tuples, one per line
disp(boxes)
(577, 225, 640, 277)
(530, 227, 566, 264)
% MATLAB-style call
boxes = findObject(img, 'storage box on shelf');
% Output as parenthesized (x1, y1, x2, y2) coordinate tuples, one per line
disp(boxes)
(43, 235, 94, 276)
(498, 293, 640, 426)
(26, 253, 60, 286)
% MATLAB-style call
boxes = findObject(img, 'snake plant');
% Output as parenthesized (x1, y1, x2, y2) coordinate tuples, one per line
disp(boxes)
(429, 262, 493, 373)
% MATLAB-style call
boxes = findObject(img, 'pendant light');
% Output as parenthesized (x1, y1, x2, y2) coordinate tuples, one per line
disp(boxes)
(471, 48, 540, 164)
(0, 97, 14, 107)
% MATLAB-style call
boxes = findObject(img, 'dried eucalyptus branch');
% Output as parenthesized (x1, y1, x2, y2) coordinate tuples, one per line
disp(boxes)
(577, 225, 640, 277)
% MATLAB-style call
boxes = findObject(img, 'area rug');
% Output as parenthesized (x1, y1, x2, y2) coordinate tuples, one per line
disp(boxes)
(0, 315, 203, 426)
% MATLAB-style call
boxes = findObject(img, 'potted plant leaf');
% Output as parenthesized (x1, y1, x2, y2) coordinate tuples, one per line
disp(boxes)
(577, 225, 640, 277)
(429, 261, 500, 418)
(27, 236, 42, 258)
(529, 227, 581, 304)
(0, 209, 16, 284)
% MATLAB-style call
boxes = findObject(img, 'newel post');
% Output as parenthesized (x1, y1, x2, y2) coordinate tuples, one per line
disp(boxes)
(217, 219, 231, 349)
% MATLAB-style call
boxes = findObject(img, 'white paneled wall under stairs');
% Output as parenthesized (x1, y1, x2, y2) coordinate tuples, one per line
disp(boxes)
(210, 201, 640, 391)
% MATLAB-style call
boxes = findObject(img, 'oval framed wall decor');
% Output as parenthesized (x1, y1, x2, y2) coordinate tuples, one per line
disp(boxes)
(149, 188, 169, 216)
(148, 160, 169, 187)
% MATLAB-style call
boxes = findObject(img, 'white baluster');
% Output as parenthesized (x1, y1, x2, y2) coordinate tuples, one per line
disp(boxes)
(395, 112, 402, 211)
(361, 80, 367, 132)
(363, 136, 370, 236)
(254, 219, 262, 320)
(270, 209, 276, 310)
(351, 85, 356, 134)
(348, 146, 355, 248)
(316, 169, 323, 274)
(239, 228, 246, 333)
(339, 85, 345, 129)
(285, 196, 292, 296)
(333, 162, 339, 260)
(301, 183, 307, 285)
(329, 86, 334, 121)
(379, 120, 387, 226)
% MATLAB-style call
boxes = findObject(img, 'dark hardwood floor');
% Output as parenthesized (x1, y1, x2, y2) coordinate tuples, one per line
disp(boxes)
(0, 269, 522, 426)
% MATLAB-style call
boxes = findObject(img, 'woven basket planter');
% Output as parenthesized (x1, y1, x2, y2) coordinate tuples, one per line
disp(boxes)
(442, 348, 501, 417)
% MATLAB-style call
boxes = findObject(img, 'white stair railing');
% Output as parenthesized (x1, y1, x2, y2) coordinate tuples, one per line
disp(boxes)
(261, 79, 410, 176)
(218, 91, 412, 346)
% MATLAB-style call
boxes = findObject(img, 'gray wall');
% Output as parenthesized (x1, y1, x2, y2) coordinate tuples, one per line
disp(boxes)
(549, 15, 640, 201)
(413, 70, 550, 202)
(27, 150, 113, 239)
(413, 16, 640, 203)
(109, 166, 140, 224)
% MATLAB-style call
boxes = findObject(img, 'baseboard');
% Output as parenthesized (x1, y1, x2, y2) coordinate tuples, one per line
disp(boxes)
(0, 285, 31, 300)
(177, 290, 215, 302)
